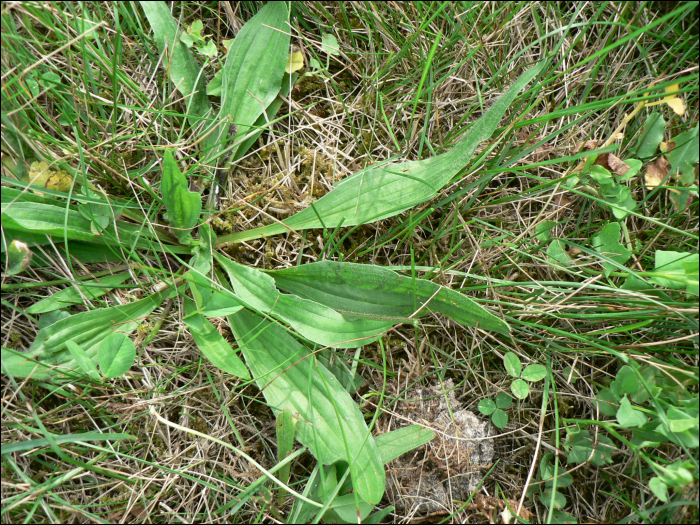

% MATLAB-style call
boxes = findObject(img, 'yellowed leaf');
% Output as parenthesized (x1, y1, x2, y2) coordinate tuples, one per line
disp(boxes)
(663, 83, 685, 115)
(286, 51, 304, 74)
(659, 141, 675, 153)
(26, 161, 73, 193)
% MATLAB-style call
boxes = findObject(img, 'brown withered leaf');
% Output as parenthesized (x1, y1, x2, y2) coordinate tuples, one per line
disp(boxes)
(532, 143, 553, 162)
(575, 139, 600, 153)
(645, 156, 670, 189)
(608, 153, 630, 176)
(593, 153, 611, 170)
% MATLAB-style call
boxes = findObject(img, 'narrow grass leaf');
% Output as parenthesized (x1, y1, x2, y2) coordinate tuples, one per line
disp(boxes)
(217, 255, 393, 348)
(266, 261, 510, 335)
(226, 308, 385, 505)
(220, 62, 543, 243)
(161, 150, 201, 244)
(1, 290, 167, 382)
(1, 432, 136, 454)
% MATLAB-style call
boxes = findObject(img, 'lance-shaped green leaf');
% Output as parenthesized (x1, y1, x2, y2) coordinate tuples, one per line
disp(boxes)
(1, 290, 167, 382)
(217, 254, 393, 348)
(140, 1, 212, 138)
(265, 260, 510, 335)
(161, 150, 201, 244)
(219, 62, 543, 244)
(226, 308, 385, 505)
(182, 297, 250, 379)
(214, 2, 290, 165)
(27, 272, 133, 314)
(1, 201, 184, 252)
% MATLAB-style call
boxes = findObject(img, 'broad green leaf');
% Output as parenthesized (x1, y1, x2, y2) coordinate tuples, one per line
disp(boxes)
(478, 398, 496, 415)
(1, 200, 187, 253)
(184, 270, 244, 317)
(214, 2, 290, 165)
(1, 290, 166, 382)
(522, 364, 547, 382)
(635, 112, 666, 159)
(65, 341, 100, 380)
(591, 222, 631, 277)
(218, 256, 393, 348)
(38, 310, 71, 330)
(98, 333, 136, 378)
(496, 392, 512, 409)
(226, 308, 385, 505)
(610, 365, 638, 397)
(322, 494, 375, 523)
(649, 477, 669, 502)
(191, 224, 216, 274)
(539, 489, 566, 509)
(546, 239, 571, 266)
(665, 124, 699, 184)
(503, 352, 522, 377)
(182, 298, 250, 379)
(232, 73, 297, 162)
(596, 387, 620, 417)
(321, 33, 340, 56)
(616, 396, 647, 428)
(535, 220, 554, 242)
(161, 151, 201, 244)
(27, 272, 133, 314)
(511, 378, 529, 399)
(6, 239, 32, 275)
(140, 2, 212, 135)
(2, 202, 152, 249)
(650, 250, 699, 293)
(220, 62, 544, 243)
(590, 165, 637, 219)
(374, 425, 435, 464)
(666, 407, 698, 433)
(265, 260, 510, 335)
(566, 428, 615, 466)
(491, 409, 508, 429)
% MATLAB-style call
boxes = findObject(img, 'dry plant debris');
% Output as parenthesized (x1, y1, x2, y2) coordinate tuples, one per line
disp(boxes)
(380, 378, 495, 517)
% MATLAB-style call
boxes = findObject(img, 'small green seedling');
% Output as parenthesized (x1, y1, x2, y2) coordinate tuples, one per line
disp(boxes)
(526, 452, 577, 523)
(478, 392, 512, 429)
(478, 353, 547, 429)
(504, 352, 547, 399)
